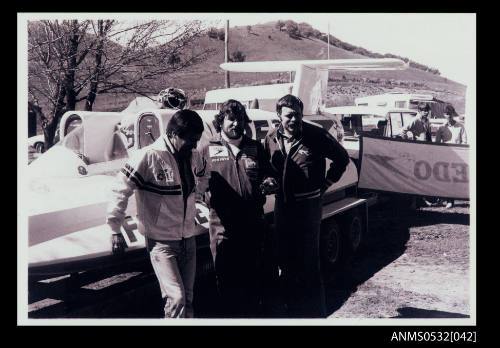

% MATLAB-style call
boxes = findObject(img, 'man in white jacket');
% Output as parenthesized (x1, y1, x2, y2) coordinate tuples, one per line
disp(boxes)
(106, 109, 205, 318)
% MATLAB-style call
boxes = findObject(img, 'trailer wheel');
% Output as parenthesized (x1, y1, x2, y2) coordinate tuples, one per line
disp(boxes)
(320, 218, 343, 272)
(343, 210, 363, 254)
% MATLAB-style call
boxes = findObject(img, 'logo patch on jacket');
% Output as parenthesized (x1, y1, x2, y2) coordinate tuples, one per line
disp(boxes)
(243, 156, 258, 169)
(209, 146, 229, 158)
(298, 149, 310, 156)
(157, 164, 174, 182)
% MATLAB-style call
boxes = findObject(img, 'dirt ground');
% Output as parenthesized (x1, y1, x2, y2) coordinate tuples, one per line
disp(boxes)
(325, 198, 471, 319)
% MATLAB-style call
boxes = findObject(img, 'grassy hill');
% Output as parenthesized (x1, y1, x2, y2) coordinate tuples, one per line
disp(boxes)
(76, 22, 466, 115)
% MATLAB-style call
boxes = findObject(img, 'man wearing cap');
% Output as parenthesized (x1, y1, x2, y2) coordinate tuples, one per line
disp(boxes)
(401, 102, 432, 141)
(199, 99, 278, 318)
(400, 102, 434, 208)
(264, 94, 349, 318)
(106, 109, 206, 318)
(435, 104, 468, 208)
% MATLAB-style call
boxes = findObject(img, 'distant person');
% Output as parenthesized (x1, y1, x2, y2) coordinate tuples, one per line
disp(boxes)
(400, 102, 434, 208)
(376, 120, 387, 136)
(435, 105, 467, 145)
(106, 109, 205, 318)
(198, 99, 278, 317)
(400, 102, 432, 142)
(264, 94, 349, 318)
(435, 105, 468, 208)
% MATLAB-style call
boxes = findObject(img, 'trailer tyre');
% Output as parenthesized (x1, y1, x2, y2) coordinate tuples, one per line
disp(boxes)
(343, 210, 363, 255)
(320, 218, 343, 272)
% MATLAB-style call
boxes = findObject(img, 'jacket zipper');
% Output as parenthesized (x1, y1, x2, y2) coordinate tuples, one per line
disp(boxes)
(235, 152, 244, 197)
(225, 142, 244, 196)
(278, 134, 301, 203)
(166, 146, 187, 238)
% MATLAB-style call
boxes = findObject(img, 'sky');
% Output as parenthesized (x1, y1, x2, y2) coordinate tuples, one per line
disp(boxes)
(20, 13, 475, 86)
(219, 13, 476, 86)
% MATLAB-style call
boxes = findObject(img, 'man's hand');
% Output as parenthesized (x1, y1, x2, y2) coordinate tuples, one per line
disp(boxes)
(260, 177, 279, 195)
(111, 233, 127, 254)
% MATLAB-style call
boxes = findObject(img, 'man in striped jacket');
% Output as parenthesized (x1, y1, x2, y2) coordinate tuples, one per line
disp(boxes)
(106, 109, 206, 318)
(264, 94, 349, 318)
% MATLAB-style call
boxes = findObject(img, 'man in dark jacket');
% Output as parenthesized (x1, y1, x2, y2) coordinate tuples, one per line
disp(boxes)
(264, 94, 349, 318)
(199, 99, 277, 317)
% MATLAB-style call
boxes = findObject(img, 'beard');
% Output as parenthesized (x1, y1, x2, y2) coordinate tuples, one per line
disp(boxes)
(223, 126, 243, 139)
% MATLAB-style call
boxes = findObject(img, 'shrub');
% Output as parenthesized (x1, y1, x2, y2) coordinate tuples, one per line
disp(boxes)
(217, 29, 225, 41)
(230, 50, 246, 62)
(167, 54, 180, 66)
(275, 20, 284, 31)
(207, 27, 218, 39)
(285, 21, 300, 38)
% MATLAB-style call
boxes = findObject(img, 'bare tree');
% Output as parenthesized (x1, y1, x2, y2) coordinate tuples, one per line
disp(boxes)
(28, 19, 214, 149)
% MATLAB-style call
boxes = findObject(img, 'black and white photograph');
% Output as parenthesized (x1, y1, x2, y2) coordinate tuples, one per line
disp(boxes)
(18, 12, 476, 331)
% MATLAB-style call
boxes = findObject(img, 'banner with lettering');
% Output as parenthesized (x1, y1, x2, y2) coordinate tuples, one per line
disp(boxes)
(358, 136, 469, 199)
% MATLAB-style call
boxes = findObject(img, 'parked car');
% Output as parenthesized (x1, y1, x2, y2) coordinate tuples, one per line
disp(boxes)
(28, 128, 63, 154)
(28, 135, 45, 153)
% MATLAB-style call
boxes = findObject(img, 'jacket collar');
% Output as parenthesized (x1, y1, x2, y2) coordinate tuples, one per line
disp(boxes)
(416, 113, 430, 124)
(276, 123, 303, 142)
(209, 132, 251, 147)
(149, 135, 176, 155)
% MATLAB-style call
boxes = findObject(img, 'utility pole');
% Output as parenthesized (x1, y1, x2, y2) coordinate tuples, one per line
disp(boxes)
(225, 20, 230, 88)
(327, 22, 330, 60)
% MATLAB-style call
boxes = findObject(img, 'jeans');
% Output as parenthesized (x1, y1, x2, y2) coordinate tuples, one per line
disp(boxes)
(147, 237, 196, 318)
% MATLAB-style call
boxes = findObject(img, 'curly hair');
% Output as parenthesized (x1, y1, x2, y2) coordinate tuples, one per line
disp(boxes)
(212, 99, 251, 133)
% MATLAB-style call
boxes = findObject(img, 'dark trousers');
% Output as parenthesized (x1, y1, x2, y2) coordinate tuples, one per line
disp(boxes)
(209, 211, 267, 318)
(274, 196, 326, 318)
